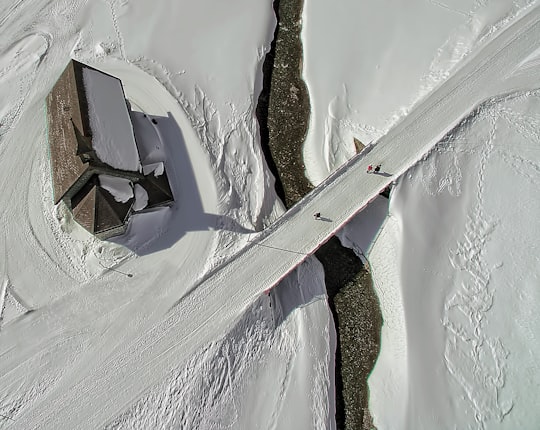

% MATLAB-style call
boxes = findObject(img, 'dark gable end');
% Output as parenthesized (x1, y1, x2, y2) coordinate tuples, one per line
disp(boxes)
(140, 170, 174, 209)
(94, 187, 133, 237)
(72, 184, 97, 233)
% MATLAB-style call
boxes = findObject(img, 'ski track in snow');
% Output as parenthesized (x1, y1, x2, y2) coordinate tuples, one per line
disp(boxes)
(0, 0, 290, 427)
(106, 297, 289, 430)
(0, 32, 50, 143)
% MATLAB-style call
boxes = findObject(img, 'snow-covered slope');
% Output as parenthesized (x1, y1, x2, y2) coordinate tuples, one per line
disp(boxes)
(303, 1, 540, 428)
(302, 0, 537, 184)
(2, 0, 540, 428)
(365, 90, 540, 430)
(0, 0, 307, 427)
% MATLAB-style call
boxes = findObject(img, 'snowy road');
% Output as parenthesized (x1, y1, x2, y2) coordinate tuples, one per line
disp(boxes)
(7, 3, 540, 428)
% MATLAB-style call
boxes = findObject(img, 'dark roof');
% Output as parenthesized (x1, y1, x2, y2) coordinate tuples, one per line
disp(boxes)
(140, 170, 174, 208)
(72, 183, 96, 232)
(71, 178, 133, 236)
(72, 118, 94, 157)
(47, 60, 91, 204)
(95, 187, 133, 234)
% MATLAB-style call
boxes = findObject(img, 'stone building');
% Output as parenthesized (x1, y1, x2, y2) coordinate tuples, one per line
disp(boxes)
(46, 59, 173, 239)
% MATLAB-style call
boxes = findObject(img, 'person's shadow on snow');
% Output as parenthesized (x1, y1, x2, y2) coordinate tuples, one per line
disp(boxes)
(318, 216, 332, 222)
(374, 171, 392, 178)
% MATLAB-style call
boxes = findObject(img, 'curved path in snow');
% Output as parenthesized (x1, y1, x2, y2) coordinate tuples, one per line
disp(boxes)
(10, 4, 540, 428)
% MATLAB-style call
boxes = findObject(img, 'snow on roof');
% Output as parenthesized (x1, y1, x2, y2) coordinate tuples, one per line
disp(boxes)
(83, 67, 141, 172)
(98, 175, 134, 203)
(142, 162, 164, 177)
(133, 184, 149, 211)
(130, 111, 165, 165)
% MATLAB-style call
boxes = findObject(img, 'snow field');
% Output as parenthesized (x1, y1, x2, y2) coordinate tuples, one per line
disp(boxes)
(0, 0, 331, 428)
(107, 256, 334, 430)
(371, 91, 540, 429)
(301, 0, 538, 184)
(301, 0, 540, 428)
(17, 3, 539, 427)
(2, 0, 540, 429)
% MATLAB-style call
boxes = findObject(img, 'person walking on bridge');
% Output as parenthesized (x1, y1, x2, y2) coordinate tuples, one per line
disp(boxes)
(374, 164, 381, 173)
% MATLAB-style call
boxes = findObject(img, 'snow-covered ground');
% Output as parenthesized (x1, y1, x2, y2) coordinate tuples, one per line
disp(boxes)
(303, 1, 540, 429)
(0, 0, 320, 427)
(302, 0, 537, 184)
(377, 92, 540, 430)
(1, 0, 540, 429)
(106, 257, 335, 430)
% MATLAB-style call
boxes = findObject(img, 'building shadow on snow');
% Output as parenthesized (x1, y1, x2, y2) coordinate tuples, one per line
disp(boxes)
(110, 112, 251, 255)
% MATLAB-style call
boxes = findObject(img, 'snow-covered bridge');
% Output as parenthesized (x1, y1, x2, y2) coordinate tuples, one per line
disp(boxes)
(13, 4, 540, 428)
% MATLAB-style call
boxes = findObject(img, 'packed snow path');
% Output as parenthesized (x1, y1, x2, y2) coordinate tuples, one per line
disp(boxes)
(8, 5, 540, 428)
